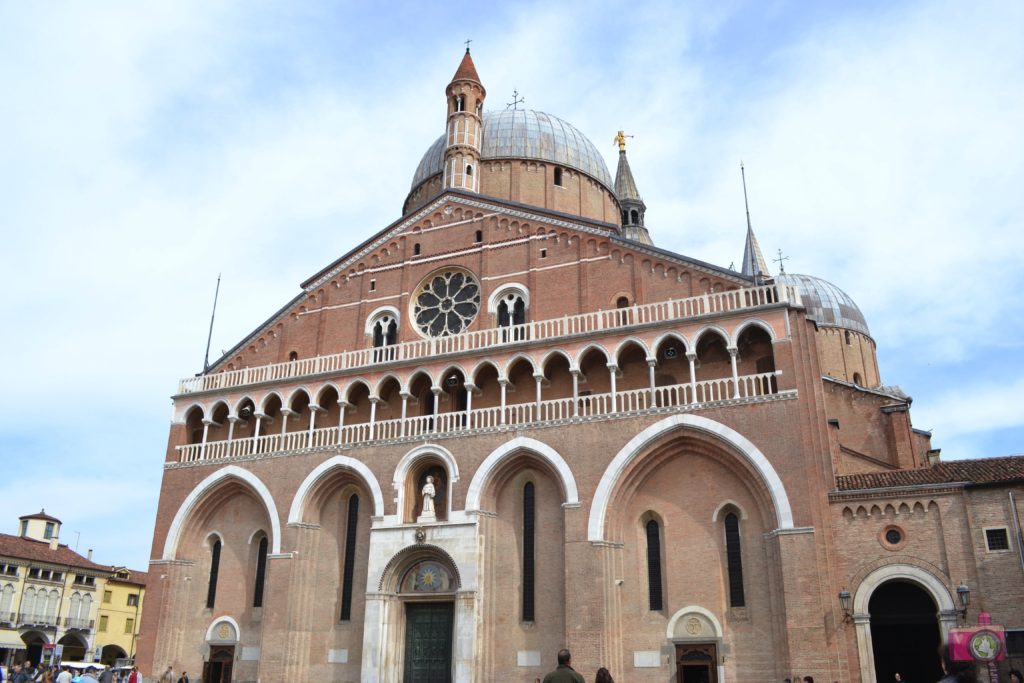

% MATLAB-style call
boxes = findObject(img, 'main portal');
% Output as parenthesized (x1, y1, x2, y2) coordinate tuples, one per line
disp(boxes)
(403, 602, 454, 683)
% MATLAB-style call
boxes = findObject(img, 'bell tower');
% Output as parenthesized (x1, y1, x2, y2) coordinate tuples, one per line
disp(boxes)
(443, 48, 485, 192)
(613, 131, 652, 244)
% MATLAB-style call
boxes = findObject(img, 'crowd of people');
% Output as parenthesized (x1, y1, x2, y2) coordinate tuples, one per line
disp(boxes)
(0, 663, 141, 683)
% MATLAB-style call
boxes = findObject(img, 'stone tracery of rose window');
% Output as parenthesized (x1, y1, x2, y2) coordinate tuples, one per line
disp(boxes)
(413, 269, 481, 337)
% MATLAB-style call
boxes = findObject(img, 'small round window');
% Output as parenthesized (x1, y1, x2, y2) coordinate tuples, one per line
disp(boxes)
(879, 524, 908, 550)
(412, 268, 480, 337)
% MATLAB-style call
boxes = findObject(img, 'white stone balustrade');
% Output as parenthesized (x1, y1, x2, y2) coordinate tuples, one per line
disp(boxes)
(176, 371, 784, 464)
(177, 284, 800, 395)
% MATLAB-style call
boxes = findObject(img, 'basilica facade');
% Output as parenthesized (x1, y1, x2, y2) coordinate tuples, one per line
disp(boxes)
(137, 51, 1024, 683)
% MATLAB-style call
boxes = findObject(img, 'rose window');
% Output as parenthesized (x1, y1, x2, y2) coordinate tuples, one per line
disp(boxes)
(413, 269, 480, 337)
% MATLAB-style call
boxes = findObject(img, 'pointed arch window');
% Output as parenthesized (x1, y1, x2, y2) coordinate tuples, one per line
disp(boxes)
(206, 539, 221, 609)
(340, 494, 360, 621)
(645, 519, 664, 610)
(724, 512, 745, 607)
(253, 535, 268, 608)
(455, 95, 465, 112)
(522, 482, 536, 622)
(371, 313, 398, 362)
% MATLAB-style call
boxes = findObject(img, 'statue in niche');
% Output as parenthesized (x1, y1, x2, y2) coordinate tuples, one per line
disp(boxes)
(414, 466, 446, 523)
(421, 476, 436, 514)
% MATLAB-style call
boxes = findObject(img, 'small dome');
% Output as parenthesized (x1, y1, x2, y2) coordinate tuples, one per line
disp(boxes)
(410, 109, 614, 192)
(776, 273, 870, 336)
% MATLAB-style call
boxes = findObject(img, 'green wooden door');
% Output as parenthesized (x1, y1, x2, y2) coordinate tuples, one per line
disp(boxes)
(403, 602, 454, 683)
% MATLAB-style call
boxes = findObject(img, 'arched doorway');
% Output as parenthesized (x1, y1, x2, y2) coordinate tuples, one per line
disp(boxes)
(366, 546, 468, 682)
(21, 632, 47, 667)
(869, 581, 943, 683)
(57, 633, 87, 662)
(100, 644, 127, 666)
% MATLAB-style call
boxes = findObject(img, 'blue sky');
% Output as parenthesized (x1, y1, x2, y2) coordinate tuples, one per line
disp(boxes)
(1, 0, 1021, 571)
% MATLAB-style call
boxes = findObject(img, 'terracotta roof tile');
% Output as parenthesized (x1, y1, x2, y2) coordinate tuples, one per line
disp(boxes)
(0, 533, 109, 571)
(451, 50, 481, 84)
(836, 455, 1024, 491)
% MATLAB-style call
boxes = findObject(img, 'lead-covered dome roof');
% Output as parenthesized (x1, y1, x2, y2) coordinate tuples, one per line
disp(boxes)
(411, 109, 614, 191)
(776, 273, 871, 336)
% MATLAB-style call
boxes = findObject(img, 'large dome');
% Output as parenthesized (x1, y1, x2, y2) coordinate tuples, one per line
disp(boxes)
(411, 109, 614, 191)
(776, 273, 871, 336)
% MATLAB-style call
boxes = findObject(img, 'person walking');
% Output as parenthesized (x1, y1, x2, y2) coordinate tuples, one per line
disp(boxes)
(176, 672, 189, 683)
(55, 667, 72, 683)
(542, 649, 584, 683)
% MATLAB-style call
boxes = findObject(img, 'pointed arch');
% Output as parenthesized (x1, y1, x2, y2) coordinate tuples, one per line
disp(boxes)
(465, 437, 579, 511)
(613, 336, 653, 363)
(283, 386, 313, 410)
(404, 369, 435, 394)
(574, 342, 611, 368)
(690, 324, 732, 350)
(313, 382, 343, 407)
(288, 454, 385, 523)
(372, 373, 404, 399)
(539, 348, 574, 375)
(588, 415, 793, 542)
(162, 465, 281, 559)
(468, 359, 501, 385)
(501, 353, 538, 380)
(732, 318, 777, 346)
(651, 331, 691, 355)
(342, 378, 373, 403)
(258, 391, 285, 413)
(231, 395, 258, 417)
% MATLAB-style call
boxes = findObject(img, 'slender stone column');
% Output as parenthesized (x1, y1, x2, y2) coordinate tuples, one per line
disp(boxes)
(336, 400, 349, 444)
(647, 359, 657, 405)
(399, 392, 410, 437)
(571, 369, 580, 417)
(369, 398, 379, 440)
(498, 379, 508, 425)
(607, 363, 618, 411)
(686, 353, 697, 403)
(728, 347, 740, 398)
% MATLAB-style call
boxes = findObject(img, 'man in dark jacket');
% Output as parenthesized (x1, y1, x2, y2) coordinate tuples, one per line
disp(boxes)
(542, 649, 585, 683)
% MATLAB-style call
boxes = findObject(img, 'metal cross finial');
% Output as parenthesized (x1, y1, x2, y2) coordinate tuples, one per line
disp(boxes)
(464, 38, 472, 52)
(506, 89, 525, 110)
(773, 249, 790, 274)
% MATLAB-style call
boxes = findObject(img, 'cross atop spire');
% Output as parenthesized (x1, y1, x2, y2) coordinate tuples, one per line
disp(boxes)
(773, 249, 790, 274)
(506, 89, 525, 110)
(464, 38, 472, 52)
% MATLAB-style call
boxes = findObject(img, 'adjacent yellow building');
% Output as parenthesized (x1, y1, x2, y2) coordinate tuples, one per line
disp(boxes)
(0, 511, 146, 669)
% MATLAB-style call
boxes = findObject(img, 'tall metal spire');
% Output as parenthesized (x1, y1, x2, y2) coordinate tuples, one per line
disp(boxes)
(740, 162, 769, 284)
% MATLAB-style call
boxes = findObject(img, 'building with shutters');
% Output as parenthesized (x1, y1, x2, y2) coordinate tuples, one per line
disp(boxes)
(0, 511, 148, 670)
(136, 50, 1024, 683)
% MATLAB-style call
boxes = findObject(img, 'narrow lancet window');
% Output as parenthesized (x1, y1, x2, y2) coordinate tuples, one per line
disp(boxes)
(724, 512, 745, 607)
(522, 482, 536, 621)
(206, 539, 221, 609)
(340, 494, 360, 621)
(253, 536, 268, 608)
(645, 519, 663, 610)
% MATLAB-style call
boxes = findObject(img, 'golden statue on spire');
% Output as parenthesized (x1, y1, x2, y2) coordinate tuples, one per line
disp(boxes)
(614, 130, 633, 151)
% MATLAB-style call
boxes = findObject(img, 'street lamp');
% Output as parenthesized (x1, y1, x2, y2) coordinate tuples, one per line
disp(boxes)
(956, 583, 970, 623)
(838, 590, 852, 623)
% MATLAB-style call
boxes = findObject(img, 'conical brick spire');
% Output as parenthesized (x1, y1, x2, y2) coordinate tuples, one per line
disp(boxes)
(451, 48, 481, 85)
